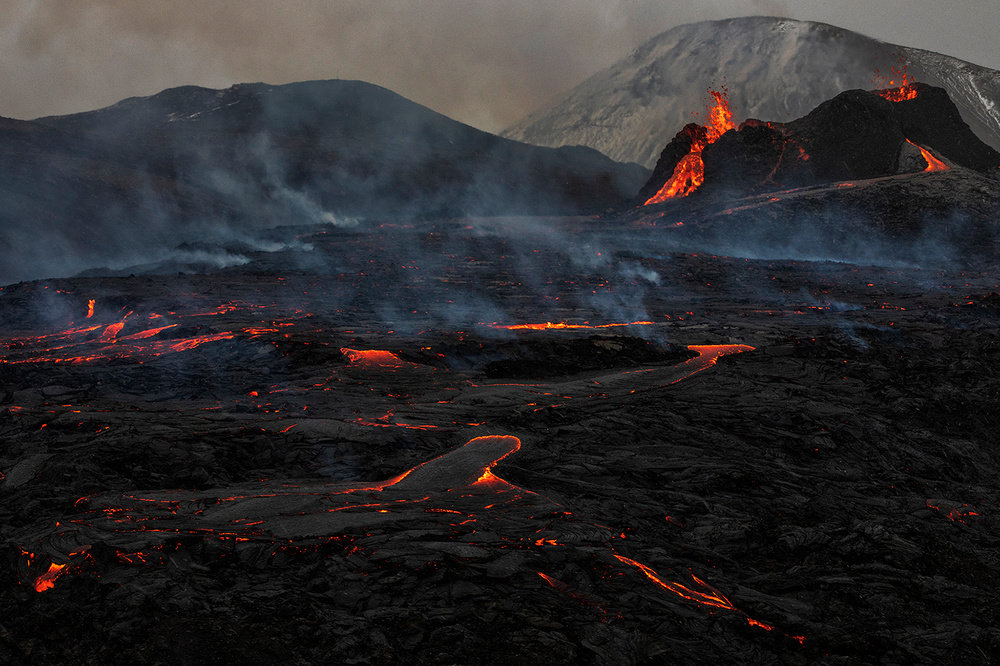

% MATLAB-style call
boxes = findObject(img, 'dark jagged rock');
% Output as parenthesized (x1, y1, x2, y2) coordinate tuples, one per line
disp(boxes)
(894, 83, 1000, 171)
(779, 89, 907, 181)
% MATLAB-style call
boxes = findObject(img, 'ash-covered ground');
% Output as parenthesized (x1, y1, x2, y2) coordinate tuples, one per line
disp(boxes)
(2, 218, 999, 665)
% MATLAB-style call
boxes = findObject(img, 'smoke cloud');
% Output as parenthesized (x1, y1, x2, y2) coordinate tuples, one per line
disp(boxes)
(1, 1, 998, 132)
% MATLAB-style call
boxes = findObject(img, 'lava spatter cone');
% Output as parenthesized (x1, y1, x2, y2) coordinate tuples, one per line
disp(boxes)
(639, 83, 1000, 202)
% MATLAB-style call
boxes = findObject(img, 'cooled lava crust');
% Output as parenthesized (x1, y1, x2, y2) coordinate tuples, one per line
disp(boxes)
(2, 236, 999, 665)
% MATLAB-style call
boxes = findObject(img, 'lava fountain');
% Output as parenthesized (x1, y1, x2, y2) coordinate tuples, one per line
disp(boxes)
(645, 88, 737, 204)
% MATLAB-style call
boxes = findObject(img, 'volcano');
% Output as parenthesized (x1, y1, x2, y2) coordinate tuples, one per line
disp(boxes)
(504, 17, 1000, 169)
(624, 82, 1000, 267)
(638, 83, 1000, 202)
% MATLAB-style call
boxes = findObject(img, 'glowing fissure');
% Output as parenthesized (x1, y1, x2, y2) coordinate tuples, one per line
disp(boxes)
(645, 88, 736, 204)
(611, 553, 800, 639)
(612, 553, 737, 610)
(0, 307, 285, 365)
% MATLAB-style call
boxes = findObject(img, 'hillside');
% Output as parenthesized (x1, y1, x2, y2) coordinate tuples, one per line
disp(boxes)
(0, 80, 647, 284)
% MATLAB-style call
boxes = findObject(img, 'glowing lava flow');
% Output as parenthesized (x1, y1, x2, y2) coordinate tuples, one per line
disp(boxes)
(97, 312, 131, 343)
(645, 88, 737, 204)
(85, 299, 95, 318)
(32, 562, 69, 593)
(612, 554, 737, 611)
(486, 321, 654, 331)
(907, 139, 949, 172)
(18, 435, 532, 592)
(668, 344, 756, 385)
(0, 307, 289, 365)
(340, 348, 424, 370)
(610, 553, 811, 641)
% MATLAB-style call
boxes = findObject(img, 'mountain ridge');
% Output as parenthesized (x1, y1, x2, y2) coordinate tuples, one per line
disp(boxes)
(0, 78, 648, 284)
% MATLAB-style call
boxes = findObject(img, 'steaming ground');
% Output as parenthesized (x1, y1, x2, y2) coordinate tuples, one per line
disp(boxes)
(2, 231, 999, 664)
(0, 79, 648, 286)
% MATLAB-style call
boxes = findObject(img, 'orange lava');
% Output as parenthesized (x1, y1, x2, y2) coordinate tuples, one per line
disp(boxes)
(350, 417, 439, 431)
(645, 88, 737, 204)
(612, 553, 800, 640)
(340, 348, 419, 370)
(538, 572, 563, 588)
(652, 344, 756, 386)
(85, 299, 95, 319)
(907, 139, 949, 172)
(612, 554, 737, 611)
(687, 344, 755, 358)
(487, 321, 654, 331)
(33, 562, 68, 592)
(97, 313, 131, 343)
(879, 84, 919, 102)
(874, 58, 919, 102)
(0, 306, 280, 365)
(120, 324, 179, 341)
(748, 617, 775, 631)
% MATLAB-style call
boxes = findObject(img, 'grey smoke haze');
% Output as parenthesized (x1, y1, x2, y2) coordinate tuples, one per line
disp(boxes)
(1, 0, 998, 132)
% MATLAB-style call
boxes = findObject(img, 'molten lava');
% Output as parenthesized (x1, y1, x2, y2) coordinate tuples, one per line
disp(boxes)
(645, 88, 737, 204)
(612, 553, 737, 611)
(487, 320, 654, 331)
(97, 313, 131, 343)
(874, 58, 920, 102)
(33, 562, 69, 592)
(878, 84, 919, 102)
(0, 304, 297, 366)
(339, 348, 423, 370)
(907, 139, 949, 172)
(667, 344, 756, 385)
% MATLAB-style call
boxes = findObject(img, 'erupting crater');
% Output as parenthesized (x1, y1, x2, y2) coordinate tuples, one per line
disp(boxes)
(636, 75, 999, 208)
(644, 88, 737, 203)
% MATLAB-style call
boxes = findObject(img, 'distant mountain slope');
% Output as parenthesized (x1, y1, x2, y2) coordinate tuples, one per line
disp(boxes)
(503, 17, 1000, 168)
(0, 80, 648, 284)
(34, 79, 647, 218)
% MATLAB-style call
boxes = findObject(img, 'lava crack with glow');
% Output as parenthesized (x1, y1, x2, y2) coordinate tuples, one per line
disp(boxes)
(0, 302, 290, 365)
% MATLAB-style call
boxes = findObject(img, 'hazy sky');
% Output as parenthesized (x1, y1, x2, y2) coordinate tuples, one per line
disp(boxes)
(2, 1, 997, 131)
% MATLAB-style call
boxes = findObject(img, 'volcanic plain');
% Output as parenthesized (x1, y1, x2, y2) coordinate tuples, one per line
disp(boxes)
(2, 215, 999, 665)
